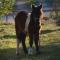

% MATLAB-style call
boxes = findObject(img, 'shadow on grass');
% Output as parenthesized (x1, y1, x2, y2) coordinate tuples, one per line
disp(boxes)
(0, 43, 60, 60)
(3, 35, 16, 39)
(41, 28, 60, 34)
(41, 43, 60, 60)
(0, 35, 16, 40)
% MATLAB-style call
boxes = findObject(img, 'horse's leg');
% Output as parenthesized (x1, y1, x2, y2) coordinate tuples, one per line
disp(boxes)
(20, 32, 28, 54)
(28, 31, 33, 55)
(34, 31, 40, 54)
(29, 32, 33, 48)
(16, 38, 20, 55)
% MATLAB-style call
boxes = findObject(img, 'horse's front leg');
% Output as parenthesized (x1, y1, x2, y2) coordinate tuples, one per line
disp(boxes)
(16, 38, 20, 55)
(28, 31, 33, 55)
(34, 30, 40, 54)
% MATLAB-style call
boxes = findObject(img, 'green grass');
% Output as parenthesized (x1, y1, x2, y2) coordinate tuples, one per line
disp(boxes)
(0, 21, 60, 60)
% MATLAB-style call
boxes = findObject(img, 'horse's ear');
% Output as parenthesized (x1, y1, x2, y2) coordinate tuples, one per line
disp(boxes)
(31, 4, 35, 9)
(39, 4, 42, 9)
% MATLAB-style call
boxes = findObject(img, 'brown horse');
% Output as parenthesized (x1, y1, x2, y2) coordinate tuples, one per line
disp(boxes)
(15, 4, 42, 55)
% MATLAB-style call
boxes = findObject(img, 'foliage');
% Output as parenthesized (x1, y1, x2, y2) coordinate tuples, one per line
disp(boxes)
(0, 0, 16, 16)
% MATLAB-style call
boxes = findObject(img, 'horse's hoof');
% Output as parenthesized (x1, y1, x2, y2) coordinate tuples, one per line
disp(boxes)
(28, 47, 33, 55)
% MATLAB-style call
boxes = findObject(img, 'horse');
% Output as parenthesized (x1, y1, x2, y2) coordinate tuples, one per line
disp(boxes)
(15, 4, 42, 55)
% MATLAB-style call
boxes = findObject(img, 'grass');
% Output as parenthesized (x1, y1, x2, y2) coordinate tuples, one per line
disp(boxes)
(0, 21, 60, 60)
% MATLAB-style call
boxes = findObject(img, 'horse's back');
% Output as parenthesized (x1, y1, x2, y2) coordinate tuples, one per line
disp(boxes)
(15, 11, 28, 32)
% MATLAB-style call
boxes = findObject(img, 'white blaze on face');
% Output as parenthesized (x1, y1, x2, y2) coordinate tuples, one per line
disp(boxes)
(24, 13, 31, 32)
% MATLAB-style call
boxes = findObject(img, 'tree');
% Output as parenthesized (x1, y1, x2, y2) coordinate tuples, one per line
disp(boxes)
(0, 0, 16, 23)
(0, 0, 15, 16)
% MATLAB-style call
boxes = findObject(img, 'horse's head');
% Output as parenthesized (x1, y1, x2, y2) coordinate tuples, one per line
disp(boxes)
(31, 4, 42, 30)
(31, 4, 42, 19)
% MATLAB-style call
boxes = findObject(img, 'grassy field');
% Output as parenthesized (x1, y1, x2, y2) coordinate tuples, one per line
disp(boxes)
(0, 20, 60, 60)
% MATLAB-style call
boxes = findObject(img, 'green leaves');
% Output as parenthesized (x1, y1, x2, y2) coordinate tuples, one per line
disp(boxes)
(0, 0, 15, 16)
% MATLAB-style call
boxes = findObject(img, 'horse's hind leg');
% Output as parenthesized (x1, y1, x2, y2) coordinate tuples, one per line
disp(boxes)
(16, 38, 20, 55)
(20, 32, 28, 54)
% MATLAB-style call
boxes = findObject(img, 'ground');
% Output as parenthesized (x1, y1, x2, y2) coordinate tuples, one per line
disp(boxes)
(0, 20, 60, 60)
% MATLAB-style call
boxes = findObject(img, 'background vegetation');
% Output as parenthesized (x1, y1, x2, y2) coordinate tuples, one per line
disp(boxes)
(0, 0, 15, 16)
